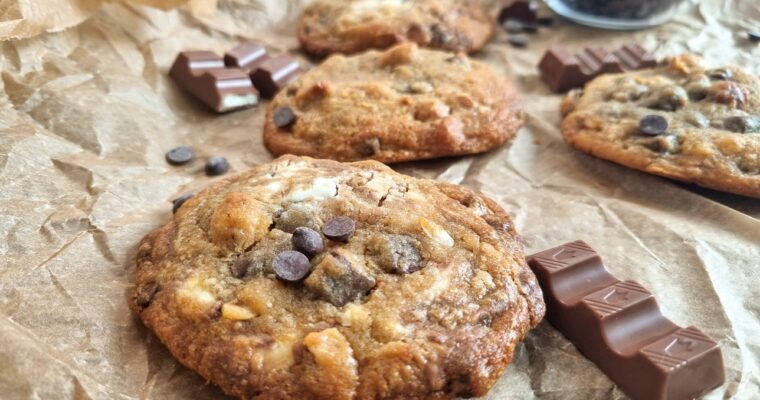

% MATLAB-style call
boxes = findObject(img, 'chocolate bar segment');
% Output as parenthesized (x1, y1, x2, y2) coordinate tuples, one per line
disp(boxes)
(224, 41, 270, 72)
(251, 54, 302, 98)
(170, 51, 258, 113)
(527, 241, 724, 400)
(538, 44, 656, 92)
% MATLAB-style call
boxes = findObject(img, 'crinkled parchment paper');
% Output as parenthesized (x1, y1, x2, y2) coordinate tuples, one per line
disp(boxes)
(0, 0, 758, 399)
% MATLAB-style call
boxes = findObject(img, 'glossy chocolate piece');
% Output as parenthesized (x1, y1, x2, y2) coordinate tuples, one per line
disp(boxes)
(538, 44, 656, 92)
(527, 241, 724, 400)
(170, 51, 258, 113)
(251, 54, 302, 98)
(498, 1, 538, 23)
(224, 41, 270, 72)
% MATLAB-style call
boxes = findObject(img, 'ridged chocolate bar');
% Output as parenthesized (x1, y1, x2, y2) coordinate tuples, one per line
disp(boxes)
(527, 241, 724, 400)
(538, 44, 656, 92)
(169, 51, 258, 113)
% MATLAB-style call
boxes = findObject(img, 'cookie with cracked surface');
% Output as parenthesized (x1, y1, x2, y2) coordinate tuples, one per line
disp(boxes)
(562, 54, 760, 198)
(263, 43, 523, 163)
(131, 155, 544, 400)
(298, 0, 493, 56)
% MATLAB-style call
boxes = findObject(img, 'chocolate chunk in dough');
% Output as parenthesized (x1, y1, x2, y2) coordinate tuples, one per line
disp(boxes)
(305, 251, 376, 306)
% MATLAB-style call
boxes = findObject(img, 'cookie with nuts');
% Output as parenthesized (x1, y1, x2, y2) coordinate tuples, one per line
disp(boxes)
(298, 0, 493, 56)
(561, 54, 760, 198)
(131, 155, 544, 400)
(263, 43, 523, 163)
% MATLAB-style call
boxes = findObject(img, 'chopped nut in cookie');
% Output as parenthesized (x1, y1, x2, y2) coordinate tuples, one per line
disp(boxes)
(419, 216, 454, 247)
(414, 100, 450, 121)
(209, 192, 272, 252)
(305, 250, 376, 306)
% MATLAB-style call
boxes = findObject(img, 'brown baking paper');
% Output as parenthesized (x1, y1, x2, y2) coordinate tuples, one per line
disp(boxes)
(0, 1, 758, 399)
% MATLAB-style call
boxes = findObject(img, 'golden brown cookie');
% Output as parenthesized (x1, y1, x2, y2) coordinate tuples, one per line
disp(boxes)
(131, 155, 544, 400)
(298, 0, 493, 56)
(561, 54, 760, 198)
(263, 43, 523, 163)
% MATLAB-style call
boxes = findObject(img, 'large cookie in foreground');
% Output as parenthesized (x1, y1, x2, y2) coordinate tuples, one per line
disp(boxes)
(298, 0, 493, 56)
(263, 43, 523, 163)
(131, 156, 544, 400)
(561, 54, 760, 198)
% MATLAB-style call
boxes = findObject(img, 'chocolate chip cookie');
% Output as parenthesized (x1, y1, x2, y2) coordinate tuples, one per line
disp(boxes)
(263, 43, 523, 163)
(562, 54, 760, 198)
(131, 155, 544, 400)
(298, 0, 493, 56)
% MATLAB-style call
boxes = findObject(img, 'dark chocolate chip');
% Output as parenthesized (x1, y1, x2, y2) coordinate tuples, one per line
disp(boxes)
(749, 32, 760, 42)
(502, 19, 524, 34)
(724, 116, 760, 133)
(707, 68, 733, 81)
(273, 250, 311, 282)
(521, 22, 539, 33)
(358, 137, 381, 156)
(205, 156, 230, 176)
(172, 192, 194, 214)
(230, 257, 252, 279)
(639, 115, 669, 136)
(430, 24, 450, 46)
(322, 216, 355, 242)
(537, 17, 555, 26)
(273, 107, 296, 130)
(498, 1, 538, 23)
(292, 227, 325, 258)
(165, 146, 195, 165)
(135, 281, 159, 308)
(508, 34, 528, 48)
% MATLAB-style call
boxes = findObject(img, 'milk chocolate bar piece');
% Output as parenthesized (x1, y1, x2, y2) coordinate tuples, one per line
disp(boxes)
(224, 41, 270, 72)
(527, 241, 724, 400)
(169, 51, 258, 113)
(251, 54, 302, 98)
(538, 44, 656, 92)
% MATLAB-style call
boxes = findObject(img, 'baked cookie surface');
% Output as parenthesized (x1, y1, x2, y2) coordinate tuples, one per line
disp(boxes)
(263, 43, 523, 163)
(131, 156, 544, 400)
(298, 0, 493, 56)
(561, 54, 760, 198)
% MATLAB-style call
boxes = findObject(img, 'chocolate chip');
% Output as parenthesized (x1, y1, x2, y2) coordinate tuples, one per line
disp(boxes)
(205, 156, 230, 176)
(273, 250, 311, 282)
(498, 1, 538, 23)
(707, 68, 733, 81)
(537, 17, 555, 26)
(322, 217, 355, 242)
(430, 24, 450, 46)
(230, 257, 252, 279)
(724, 116, 760, 133)
(358, 137, 381, 156)
(639, 115, 668, 135)
(749, 32, 760, 42)
(165, 146, 194, 165)
(508, 34, 528, 48)
(172, 192, 193, 214)
(521, 22, 539, 33)
(502, 19, 524, 34)
(292, 227, 325, 258)
(647, 86, 688, 111)
(273, 107, 296, 130)
(135, 281, 159, 308)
